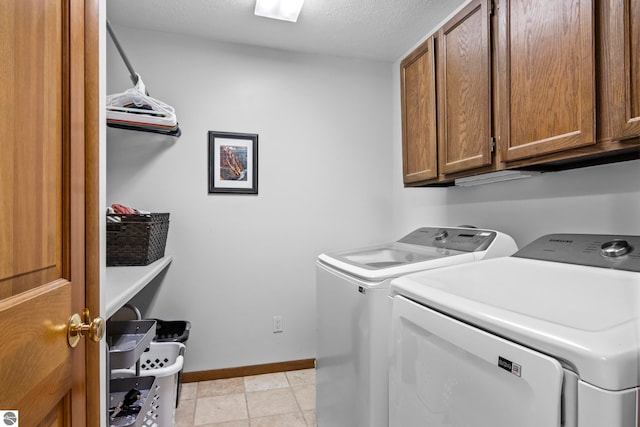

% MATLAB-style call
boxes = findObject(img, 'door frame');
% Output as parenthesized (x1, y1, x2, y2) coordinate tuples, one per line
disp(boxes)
(75, 0, 101, 425)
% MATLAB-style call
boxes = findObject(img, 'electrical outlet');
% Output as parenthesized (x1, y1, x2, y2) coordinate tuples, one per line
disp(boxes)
(273, 316, 283, 333)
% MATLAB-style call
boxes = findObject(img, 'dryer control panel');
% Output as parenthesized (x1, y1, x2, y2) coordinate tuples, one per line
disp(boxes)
(514, 233, 640, 272)
(398, 227, 497, 252)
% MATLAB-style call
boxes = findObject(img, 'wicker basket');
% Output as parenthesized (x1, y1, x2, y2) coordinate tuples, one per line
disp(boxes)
(107, 213, 170, 266)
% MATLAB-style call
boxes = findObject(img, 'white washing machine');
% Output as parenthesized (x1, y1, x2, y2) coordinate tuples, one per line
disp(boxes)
(389, 233, 640, 427)
(316, 226, 517, 427)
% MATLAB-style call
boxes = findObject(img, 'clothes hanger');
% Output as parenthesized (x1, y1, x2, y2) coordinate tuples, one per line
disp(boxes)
(106, 20, 181, 137)
(106, 75, 179, 132)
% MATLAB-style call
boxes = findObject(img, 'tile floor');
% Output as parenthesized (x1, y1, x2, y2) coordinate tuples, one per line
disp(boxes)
(174, 369, 317, 427)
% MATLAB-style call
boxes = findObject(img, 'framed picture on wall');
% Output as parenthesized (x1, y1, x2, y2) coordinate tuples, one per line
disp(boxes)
(208, 131, 258, 194)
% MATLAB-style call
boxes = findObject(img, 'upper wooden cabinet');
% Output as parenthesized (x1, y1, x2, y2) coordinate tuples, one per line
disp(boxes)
(437, 0, 493, 174)
(400, 0, 639, 186)
(498, 0, 595, 162)
(401, 37, 438, 184)
(597, 0, 640, 142)
(401, 0, 494, 185)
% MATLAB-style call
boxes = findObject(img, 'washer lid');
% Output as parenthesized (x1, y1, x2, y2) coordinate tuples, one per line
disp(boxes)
(390, 256, 640, 391)
(318, 227, 518, 281)
(318, 242, 475, 281)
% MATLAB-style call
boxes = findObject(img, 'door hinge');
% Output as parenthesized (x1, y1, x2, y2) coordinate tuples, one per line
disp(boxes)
(490, 137, 496, 152)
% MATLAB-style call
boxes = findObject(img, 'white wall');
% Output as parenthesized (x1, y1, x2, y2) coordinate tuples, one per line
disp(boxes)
(106, 27, 394, 372)
(390, 62, 640, 247)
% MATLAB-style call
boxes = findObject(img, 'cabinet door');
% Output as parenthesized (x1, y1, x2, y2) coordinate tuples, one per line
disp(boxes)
(437, 0, 493, 174)
(401, 37, 438, 184)
(598, 0, 640, 141)
(500, 0, 595, 161)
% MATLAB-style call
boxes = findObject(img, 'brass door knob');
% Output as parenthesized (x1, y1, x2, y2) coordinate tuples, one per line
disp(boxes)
(68, 309, 105, 348)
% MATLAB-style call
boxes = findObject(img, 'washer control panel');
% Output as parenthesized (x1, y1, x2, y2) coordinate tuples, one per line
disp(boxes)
(514, 234, 640, 272)
(398, 227, 497, 252)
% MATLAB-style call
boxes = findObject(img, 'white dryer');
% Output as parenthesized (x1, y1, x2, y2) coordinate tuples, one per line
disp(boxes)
(316, 226, 517, 427)
(389, 233, 640, 427)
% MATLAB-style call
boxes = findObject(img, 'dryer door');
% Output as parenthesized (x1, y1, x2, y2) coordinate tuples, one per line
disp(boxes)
(389, 295, 564, 427)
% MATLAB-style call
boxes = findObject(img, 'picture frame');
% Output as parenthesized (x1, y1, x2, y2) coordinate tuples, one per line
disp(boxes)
(208, 131, 258, 194)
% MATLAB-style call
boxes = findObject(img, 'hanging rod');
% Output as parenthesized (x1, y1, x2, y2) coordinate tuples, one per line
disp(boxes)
(106, 20, 139, 86)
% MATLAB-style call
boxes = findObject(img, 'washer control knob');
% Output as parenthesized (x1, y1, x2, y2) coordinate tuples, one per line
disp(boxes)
(600, 240, 631, 258)
(435, 230, 449, 241)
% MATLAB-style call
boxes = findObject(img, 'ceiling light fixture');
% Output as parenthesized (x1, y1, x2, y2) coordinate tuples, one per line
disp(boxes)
(254, 0, 304, 22)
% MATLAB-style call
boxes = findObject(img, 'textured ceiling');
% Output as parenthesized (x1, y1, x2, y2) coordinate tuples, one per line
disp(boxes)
(106, 0, 466, 62)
